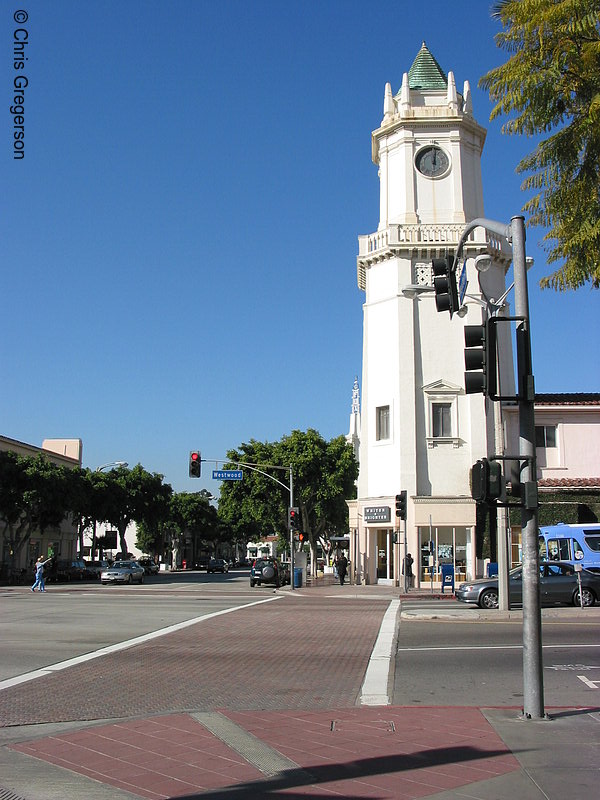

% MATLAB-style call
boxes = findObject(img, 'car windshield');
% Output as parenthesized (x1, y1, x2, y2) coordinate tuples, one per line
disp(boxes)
(113, 561, 132, 568)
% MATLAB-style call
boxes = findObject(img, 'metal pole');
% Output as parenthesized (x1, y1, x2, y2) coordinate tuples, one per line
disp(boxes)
(289, 465, 295, 592)
(494, 392, 510, 612)
(404, 519, 408, 593)
(511, 215, 544, 719)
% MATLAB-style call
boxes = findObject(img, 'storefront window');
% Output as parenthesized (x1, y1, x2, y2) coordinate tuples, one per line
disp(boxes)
(418, 525, 471, 582)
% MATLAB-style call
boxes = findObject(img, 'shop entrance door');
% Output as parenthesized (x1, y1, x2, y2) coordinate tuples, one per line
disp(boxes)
(377, 529, 394, 583)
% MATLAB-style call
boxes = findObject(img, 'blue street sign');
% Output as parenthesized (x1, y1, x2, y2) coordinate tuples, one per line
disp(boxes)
(212, 470, 243, 481)
(458, 261, 468, 307)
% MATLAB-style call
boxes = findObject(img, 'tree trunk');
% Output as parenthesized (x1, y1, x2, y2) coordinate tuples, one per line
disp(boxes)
(118, 524, 128, 555)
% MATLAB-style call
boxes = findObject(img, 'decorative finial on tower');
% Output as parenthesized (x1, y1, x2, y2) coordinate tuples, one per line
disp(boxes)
(383, 82, 394, 121)
(463, 80, 473, 115)
(447, 71, 458, 113)
(399, 72, 410, 115)
(352, 376, 360, 415)
(346, 377, 361, 462)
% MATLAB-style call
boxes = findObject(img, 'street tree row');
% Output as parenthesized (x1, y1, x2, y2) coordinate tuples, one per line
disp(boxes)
(0, 452, 219, 568)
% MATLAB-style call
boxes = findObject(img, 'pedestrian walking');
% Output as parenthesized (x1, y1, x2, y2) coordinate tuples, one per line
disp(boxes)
(31, 556, 52, 592)
(403, 552, 414, 590)
(336, 553, 348, 586)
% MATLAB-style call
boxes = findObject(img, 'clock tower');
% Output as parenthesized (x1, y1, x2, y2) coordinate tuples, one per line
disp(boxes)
(375, 42, 485, 229)
(349, 44, 514, 587)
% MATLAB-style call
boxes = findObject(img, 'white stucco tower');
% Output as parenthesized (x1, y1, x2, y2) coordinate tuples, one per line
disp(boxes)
(349, 44, 515, 587)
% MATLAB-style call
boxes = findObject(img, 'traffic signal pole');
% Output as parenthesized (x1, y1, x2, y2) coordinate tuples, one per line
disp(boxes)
(453, 216, 544, 720)
(289, 465, 295, 592)
(511, 216, 544, 720)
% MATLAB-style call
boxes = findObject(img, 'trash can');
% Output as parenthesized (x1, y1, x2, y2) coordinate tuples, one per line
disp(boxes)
(294, 567, 303, 588)
(487, 562, 498, 577)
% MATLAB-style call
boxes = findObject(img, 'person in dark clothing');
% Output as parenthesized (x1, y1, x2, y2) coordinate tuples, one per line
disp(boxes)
(336, 553, 348, 586)
(403, 553, 414, 590)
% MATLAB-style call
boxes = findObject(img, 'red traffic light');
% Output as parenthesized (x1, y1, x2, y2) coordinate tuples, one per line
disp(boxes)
(189, 450, 201, 478)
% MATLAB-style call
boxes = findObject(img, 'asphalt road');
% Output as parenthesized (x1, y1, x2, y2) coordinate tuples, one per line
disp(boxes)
(394, 601, 600, 707)
(0, 570, 276, 682)
(3, 574, 599, 715)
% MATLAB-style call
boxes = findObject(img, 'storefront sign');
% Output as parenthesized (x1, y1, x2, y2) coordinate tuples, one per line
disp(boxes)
(364, 506, 391, 523)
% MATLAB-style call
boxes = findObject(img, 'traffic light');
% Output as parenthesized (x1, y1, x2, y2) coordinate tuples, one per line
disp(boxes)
(395, 490, 407, 520)
(189, 451, 201, 478)
(432, 255, 459, 317)
(488, 460, 503, 501)
(288, 507, 300, 530)
(298, 532, 305, 542)
(470, 458, 504, 503)
(464, 318, 497, 398)
(470, 459, 489, 502)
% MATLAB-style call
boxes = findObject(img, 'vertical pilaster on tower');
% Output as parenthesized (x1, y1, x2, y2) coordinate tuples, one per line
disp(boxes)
(447, 71, 458, 114)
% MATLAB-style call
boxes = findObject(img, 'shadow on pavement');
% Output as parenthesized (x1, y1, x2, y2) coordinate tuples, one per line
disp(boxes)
(175, 744, 515, 799)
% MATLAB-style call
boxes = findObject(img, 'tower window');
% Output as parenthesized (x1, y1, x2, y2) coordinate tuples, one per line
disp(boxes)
(432, 403, 452, 438)
(376, 405, 390, 440)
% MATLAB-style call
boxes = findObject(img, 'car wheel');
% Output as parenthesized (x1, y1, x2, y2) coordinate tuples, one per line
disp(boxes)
(574, 587, 595, 607)
(139, 575, 144, 584)
(250, 579, 255, 587)
(126, 574, 132, 584)
(479, 589, 499, 609)
(101, 581, 107, 585)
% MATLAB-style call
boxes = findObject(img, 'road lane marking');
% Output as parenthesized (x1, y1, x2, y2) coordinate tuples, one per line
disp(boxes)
(0, 596, 282, 692)
(577, 675, 600, 689)
(360, 599, 400, 706)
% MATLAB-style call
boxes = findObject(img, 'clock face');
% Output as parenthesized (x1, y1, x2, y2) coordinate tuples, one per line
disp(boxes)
(415, 146, 450, 178)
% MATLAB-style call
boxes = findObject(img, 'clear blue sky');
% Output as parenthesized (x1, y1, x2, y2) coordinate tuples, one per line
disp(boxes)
(2, 1, 598, 496)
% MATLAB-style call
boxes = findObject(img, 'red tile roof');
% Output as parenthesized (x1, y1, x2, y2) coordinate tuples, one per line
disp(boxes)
(538, 477, 600, 488)
(535, 393, 600, 406)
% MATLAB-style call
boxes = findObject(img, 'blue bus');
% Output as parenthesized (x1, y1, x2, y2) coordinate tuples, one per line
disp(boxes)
(538, 523, 600, 573)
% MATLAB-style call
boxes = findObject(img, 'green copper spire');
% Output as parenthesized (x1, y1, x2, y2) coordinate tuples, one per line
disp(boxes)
(407, 42, 447, 90)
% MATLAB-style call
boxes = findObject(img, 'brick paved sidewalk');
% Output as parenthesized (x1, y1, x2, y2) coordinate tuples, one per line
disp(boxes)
(8, 706, 520, 799)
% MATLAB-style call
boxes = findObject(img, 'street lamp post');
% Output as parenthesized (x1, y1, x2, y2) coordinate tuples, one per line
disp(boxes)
(92, 462, 128, 560)
(95, 461, 128, 472)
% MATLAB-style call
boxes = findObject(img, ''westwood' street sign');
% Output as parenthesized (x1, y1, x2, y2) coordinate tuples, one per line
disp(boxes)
(212, 470, 243, 481)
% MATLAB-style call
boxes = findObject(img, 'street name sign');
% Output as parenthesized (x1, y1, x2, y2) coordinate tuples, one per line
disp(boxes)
(212, 470, 243, 481)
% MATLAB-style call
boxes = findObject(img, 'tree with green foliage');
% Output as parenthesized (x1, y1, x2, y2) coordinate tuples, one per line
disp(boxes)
(218, 430, 358, 572)
(480, 0, 600, 289)
(0, 451, 75, 568)
(137, 491, 220, 563)
(99, 464, 172, 555)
